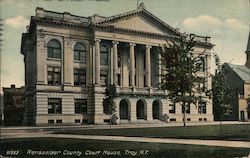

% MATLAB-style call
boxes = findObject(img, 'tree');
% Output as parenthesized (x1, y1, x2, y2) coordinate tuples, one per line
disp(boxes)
(159, 34, 208, 126)
(103, 84, 118, 124)
(212, 53, 233, 121)
(212, 53, 233, 135)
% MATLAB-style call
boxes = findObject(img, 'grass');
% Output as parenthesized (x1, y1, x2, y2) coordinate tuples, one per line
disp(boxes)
(55, 124, 250, 141)
(1, 138, 250, 158)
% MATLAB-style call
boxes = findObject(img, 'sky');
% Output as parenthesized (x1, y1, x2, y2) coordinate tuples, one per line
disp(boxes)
(0, 0, 249, 93)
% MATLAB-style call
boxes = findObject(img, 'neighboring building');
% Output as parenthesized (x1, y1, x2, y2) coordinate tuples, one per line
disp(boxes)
(0, 95, 3, 125)
(2, 85, 25, 126)
(21, 3, 213, 125)
(222, 32, 250, 122)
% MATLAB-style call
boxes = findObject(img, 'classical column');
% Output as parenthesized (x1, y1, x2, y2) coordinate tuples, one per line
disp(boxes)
(113, 41, 119, 85)
(95, 39, 101, 85)
(158, 51, 161, 85)
(145, 45, 151, 87)
(129, 43, 136, 87)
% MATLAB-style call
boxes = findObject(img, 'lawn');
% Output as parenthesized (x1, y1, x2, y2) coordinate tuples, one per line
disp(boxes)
(55, 124, 250, 141)
(1, 138, 249, 158)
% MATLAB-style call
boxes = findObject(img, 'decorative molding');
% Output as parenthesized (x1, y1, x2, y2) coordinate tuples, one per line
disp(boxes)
(44, 35, 63, 47)
(129, 43, 136, 47)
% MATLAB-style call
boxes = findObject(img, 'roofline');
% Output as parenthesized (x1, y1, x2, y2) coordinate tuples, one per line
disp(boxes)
(94, 7, 182, 36)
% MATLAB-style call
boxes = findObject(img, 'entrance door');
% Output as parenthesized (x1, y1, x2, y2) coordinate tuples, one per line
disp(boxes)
(153, 101, 160, 119)
(119, 100, 129, 120)
(136, 100, 145, 119)
(240, 111, 245, 122)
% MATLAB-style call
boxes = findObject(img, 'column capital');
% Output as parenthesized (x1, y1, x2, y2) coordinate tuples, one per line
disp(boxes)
(146, 45, 152, 49)
(94, 39, 101, 43)
(112, 41, 119, 45)
(129, 43, 136, 47)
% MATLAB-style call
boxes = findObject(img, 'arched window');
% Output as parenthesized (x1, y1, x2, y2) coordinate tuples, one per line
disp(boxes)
(74, 43, 86, 62)
(47, 39, 61, 59)
(100, 45, 108, 65)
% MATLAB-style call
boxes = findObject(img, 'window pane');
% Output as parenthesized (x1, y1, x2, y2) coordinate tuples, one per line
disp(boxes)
(75, 99, 87, 114)
(74, 51, 79, 60)
(74, 69, 86, 86)
(169, 103, 175, 113)
(47, 40, 61, 59)
(48, 104, 54, 114)
(54, 49, 61, 59)
(80, 51, 86, 62)
(100, 46, 107, 52)
(74, 43, 86, 61)
(48, 48, 53, 58)
(101, 52, 108, 65)
(75, 104, 80, 113)
(55, 104, 62, 114)
(48, 40, 61, 48)
(74, 43, 85, 51)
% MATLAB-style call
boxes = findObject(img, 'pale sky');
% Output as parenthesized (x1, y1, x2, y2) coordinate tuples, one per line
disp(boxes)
(0, 0, 249, 93)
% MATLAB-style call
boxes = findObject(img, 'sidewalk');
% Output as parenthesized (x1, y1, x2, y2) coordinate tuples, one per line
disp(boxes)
(1, 121, 249, 131)
(2, 132, 250, 149)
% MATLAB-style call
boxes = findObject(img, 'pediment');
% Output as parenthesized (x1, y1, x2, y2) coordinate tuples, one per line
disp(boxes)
(97, 10, 180, 36)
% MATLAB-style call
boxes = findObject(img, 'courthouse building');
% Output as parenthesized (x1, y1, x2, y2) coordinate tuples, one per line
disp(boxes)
(21, 3, 213, 125)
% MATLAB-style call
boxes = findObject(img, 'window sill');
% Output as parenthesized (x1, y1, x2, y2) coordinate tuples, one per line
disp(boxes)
(47, 58, 62, 61)
(73, 60, 87, 63)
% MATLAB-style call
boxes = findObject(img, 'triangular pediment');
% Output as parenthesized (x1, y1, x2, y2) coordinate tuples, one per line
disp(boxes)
(95, 9, 181, 36)
(105, 15, 167, 35)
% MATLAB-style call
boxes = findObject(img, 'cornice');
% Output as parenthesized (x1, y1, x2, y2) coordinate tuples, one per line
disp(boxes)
(31, 17, 90, 30)
(93, 24, 178, 41)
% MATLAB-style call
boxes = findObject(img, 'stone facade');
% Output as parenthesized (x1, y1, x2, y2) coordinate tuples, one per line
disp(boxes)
(21, 4, 214, 125)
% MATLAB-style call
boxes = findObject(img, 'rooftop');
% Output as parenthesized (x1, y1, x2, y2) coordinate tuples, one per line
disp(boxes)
(228, 64, 250, 83)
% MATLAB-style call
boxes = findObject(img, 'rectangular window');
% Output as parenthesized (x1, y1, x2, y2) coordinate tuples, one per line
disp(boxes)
(135, 53, 137, 68)
(170, 118, 176, 122)
(197, 77, 205, 92)
(144, 75, 146, 87)
(48, 98, 62, 114)
(74, 68, 86, 86)
(48, 67, 61, 85)
(101, 52, 108, 65)
(197, 58, 205, 72)
(118, 52, 121, 67)
(75, 119, 81, 123)
(129, 74, 131, 86)
(75, 99, 87, 114)
(48, 120, 54, 124)
(135, 75, 136, 86)
(56, 119, 62, 123)
(143, 53, 146, 69)
(74, 51, 86, 62)
(182, 105, 190, 114)
(48, 47, 61, 59)
(198, 102, 206, 114)
(100, 70, 108, 86)
(169, 103, 176, 113)
(117, 74, 121, 86)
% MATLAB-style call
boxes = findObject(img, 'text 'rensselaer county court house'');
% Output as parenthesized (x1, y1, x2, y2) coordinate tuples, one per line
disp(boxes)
(21, 3, 214, 125)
